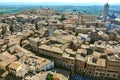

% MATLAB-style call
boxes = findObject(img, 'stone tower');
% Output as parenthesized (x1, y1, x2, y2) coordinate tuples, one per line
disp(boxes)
(102, 3, 109, 22)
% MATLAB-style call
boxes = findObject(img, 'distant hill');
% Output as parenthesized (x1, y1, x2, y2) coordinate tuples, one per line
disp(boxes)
(0, 3, 120, 15)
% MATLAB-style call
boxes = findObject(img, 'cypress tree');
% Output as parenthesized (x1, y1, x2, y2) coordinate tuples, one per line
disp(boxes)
(35, 20, 38, 30)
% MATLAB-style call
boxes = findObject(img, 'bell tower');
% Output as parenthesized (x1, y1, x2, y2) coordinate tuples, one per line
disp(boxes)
(102, 3, 109, 22)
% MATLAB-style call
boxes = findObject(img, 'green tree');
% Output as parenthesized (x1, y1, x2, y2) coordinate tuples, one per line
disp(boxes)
(59, 14, 66, 22)
(10, 21, 14, 33)
(75, 32, 78, 36)
(10, 25, 14, 33)
(1, 28, 5, 35)
(89, 38, 95, 44)
(35, 20, 38, 30)
(47, 75, 53, 80)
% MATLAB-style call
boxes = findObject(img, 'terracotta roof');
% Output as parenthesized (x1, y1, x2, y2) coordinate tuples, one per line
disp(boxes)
(9, 61, 22, 70)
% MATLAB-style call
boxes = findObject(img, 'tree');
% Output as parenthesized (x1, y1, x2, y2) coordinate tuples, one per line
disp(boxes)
(95, 23, 99, 28)
(75, 32, 78, 36)
(35, 20, 38, 30)
(59, 14, 66, 22)
(1, 28, 5, 35)
(10, 21, 14, 33)
(89, 38, 95, 44)
(10, 25, 14, 33)
(47, 75, 53, 80)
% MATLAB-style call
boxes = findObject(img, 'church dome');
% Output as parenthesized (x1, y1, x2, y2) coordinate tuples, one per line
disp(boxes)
(110, 13, 117, 19)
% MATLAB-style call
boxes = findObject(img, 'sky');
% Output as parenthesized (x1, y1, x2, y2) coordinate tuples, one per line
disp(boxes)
(0, 0, 120, 4)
